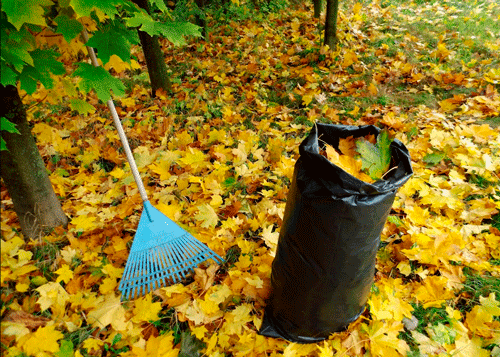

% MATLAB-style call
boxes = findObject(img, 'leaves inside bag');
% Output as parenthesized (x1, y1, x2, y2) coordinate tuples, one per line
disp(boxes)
(320, 130, 393, 183)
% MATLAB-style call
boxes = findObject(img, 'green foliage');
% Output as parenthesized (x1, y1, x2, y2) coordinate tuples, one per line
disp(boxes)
(179, 331, 206, 357)
(85, 19, 138, 64)
(68, 99, 96, 116)
(0, 0, 201, 112)
(460, 268, 500, 313)
(160, 21, 201, 46)
(411, 303, 451, 333)
(356, 130, 392, 180)
(55, 340, 74, 357)
(74, 63, 126, 102)
(1, 117, 20, 151)
(54, 14, 84, 42)
(1, 0, 52, 30)
(423, 151, 446, 166)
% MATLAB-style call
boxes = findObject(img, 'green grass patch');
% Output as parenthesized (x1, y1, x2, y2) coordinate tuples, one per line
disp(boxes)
(32, 241, 62, 281)
(458, 268, 500, 313)
(482, 116, 500, 128)
(411, 303, 451, 333)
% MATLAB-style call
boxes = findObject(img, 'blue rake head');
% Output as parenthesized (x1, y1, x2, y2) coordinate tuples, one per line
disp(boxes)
(118, 201, 224, 300)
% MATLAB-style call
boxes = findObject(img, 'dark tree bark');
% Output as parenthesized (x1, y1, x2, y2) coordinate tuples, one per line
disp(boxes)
(133, 0, 171, 96)
(324, 0, 339, 48)
(313, 0, 322, 18)
(0, 85, 68, 239)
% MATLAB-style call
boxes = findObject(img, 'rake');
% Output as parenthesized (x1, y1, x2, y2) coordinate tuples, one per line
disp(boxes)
(83, 31, 224, 300)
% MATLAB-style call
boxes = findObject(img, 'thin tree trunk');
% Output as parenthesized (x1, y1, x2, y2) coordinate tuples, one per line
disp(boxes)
(133, 0, 171, 96)
(0, 85, 68, 239)
(324, 0, 339, 48)
(313, 0, 322, 18)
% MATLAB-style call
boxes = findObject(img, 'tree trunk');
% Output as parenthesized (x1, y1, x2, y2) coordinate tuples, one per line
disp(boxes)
(313, 0, 322, 18)
(324, 0, 339, 48)
(195, 0, 207, 39)
(0, 85, 68, 239)
(133, 0, 171, 96)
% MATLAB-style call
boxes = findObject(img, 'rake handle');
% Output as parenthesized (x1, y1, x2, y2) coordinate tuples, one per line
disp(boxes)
(82, 29, 149, 203)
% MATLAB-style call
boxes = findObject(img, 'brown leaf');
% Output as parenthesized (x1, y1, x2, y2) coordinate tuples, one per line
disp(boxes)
(220, 201, 242, 218)
(3, 310, 50, 331)
(194, 264, 220, 295)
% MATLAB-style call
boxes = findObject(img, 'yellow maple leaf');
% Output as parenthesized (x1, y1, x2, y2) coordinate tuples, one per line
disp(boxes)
(302, 93, 314, 106)
(71, 215, 97, 232)
(466, 293, 500, 337)
(414, 276, 455, 308)
(206, 284, 232, 305)
(2, 322, 30, 342)
(104, 54, 131, 73)
(317, 340, 335, 357)
(55, 264, 74, 284)
(36, 282, 70, 316)
(368, 278, 413, 321)
(195, 204, 219, 228)
(283, 342, 318, 357)
(222, 304, 252, 335)
(261, 225, 279, 256)
(32, 123, 59, 144)
(99, 277, 118, 294)
(198, 297, 220, 315)
(191, 325, 208, 340)
(368, 82, 378, 95)
(82, 338, 104, 352)
(411, 331, 447, 355)
(130, 332, 179, 357)
(342, 50, 358, 67)
(110, 167, 126, 179)
(176, 299, 222, 325)
(22, 324, 64, 356)
(362, 320, 409, 357)
(452, 335, 490, 357)
(87, 294, 131, 331)
(179, 148, 208, 172)
(149, 161, 171, 181)
(132, 293, 162, 323)
(15, 282, 29, 292)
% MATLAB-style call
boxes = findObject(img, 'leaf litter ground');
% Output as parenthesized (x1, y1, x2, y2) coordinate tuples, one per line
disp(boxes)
(1, 0, 500, 356)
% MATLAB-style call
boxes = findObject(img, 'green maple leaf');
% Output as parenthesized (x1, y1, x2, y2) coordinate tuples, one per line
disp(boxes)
(54, 14, 83, 42)
(55, 340, 74, 357)
(157, 22, 201, 46)
(18, 66, 39, 94)
(2, 0, 52, 30)
(1, 117, 20, 135)
(0, 61, 17, 86)
(68, 99, 96, 116)
(356, 130, 392, 181)
(1, 26, 36, 72)
(125, 9, 156, 32)
(30, 49, 66, 87)
(149, 0, 168, 12)
(14, 49, 65, 92)
(74, 62, 125, 102)
(1, 117, 20, 152)
(86, 20, 136, 64)
(423, 151, 445, 165)
(70, 0, 126, 18)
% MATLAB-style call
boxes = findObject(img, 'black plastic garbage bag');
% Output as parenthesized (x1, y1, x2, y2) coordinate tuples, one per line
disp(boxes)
(259, 123, 413, 343)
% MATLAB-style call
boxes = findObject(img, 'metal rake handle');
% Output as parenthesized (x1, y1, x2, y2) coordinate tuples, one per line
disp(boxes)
(82, 29, 149, 203)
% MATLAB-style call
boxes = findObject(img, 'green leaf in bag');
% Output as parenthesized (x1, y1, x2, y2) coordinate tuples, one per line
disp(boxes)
(356, 130, 392, 181)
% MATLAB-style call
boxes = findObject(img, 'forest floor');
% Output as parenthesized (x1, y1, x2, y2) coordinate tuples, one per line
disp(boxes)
(1, 0, 500, 356)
